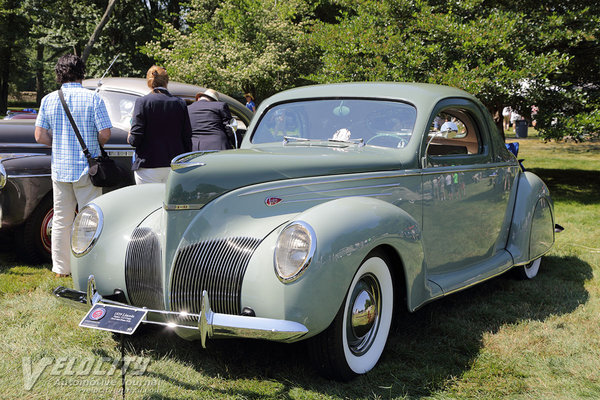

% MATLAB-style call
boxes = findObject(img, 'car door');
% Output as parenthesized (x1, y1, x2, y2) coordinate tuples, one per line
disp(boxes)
(420, 98, 516, 290)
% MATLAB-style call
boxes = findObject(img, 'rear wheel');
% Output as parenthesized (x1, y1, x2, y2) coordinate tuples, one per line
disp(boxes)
(308, 251, 394, 380)
(514, 257, 541, 280)
(17, 196, 53, 264)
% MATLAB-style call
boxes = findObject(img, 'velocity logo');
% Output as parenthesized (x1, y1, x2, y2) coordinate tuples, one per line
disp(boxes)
(22, 356, 151, 390)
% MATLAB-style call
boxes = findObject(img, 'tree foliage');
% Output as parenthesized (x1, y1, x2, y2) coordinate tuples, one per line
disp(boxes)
(0, 0, 30, 113)
(144, 0, 320, 101)
(2, 0, 598, 140)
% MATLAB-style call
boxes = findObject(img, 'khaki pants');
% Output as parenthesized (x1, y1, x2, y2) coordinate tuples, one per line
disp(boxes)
(52, 174, 102, 275)
(134, 167, 170, 184)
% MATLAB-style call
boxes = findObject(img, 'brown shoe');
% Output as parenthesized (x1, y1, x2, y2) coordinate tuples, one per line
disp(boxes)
(55, 273, 71, 278)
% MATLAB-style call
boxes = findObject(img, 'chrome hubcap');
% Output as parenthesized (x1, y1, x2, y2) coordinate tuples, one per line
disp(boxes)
(346, 273, 381, 356)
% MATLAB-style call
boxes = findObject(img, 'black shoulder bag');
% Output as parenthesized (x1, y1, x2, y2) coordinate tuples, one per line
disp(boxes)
(58, 89, 122, 187)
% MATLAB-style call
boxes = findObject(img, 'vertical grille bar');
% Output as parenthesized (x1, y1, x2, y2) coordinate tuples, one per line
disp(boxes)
(124, 227, 164, 310)
(170, 237, 261, 316)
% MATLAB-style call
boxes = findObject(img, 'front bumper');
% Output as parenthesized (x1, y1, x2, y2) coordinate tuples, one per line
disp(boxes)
(53, 275, 308, 346)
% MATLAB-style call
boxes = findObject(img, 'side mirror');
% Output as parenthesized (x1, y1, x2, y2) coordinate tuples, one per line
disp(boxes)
(440, 128, 458, 138)
(227, 118, 238, 133)
(422, 132, 442, 167)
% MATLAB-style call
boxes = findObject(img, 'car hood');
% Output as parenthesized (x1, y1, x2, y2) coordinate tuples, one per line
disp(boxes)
(165, 145, 405, 208)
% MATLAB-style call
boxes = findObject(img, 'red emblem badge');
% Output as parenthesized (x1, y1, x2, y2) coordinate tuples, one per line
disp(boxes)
(90, 308, 106, 321)
(265, 197, 282, 206)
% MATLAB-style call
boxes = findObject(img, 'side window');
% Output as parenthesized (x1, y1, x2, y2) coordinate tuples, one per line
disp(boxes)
(427, 109, 482, 156)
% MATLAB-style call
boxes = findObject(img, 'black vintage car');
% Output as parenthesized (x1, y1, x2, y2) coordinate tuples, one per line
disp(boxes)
(0, 78, 252, 263)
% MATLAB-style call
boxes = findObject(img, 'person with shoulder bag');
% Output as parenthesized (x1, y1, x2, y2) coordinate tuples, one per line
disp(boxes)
(34, 54, 112, 277)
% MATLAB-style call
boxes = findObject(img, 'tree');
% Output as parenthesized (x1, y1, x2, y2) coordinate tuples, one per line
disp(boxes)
(82, 0, 117, 63)
(0, 1, 29, 114)
(307, 0, 575, 140)
(143, 0, 320, 102)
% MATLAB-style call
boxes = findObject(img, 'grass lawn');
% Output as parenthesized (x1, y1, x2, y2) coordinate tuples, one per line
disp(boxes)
(0, 138, 599, 399)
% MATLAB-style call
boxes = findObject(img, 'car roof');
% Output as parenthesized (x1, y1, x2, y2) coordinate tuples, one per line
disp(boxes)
(259, 82, 478, 111)
(83, 77, 200, 97)
(82, 77, 253, 123)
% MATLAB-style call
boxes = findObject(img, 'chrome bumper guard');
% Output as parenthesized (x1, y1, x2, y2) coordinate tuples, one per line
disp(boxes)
(53, 275, 308, 347)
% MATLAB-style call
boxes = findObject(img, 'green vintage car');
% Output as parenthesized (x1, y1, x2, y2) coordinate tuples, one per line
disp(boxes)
(55, 83, 557, 380)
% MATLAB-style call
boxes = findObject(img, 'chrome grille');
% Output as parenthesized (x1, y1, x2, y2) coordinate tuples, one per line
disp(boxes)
(170, 237, 261, 316)
(124, 227, 164, 310)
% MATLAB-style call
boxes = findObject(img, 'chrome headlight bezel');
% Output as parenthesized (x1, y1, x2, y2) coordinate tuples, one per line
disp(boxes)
(274, 221, 316, 283)
(71, 203, 103, 257)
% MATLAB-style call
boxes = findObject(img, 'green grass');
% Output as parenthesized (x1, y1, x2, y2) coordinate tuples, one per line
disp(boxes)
(1, 139, 599, 399)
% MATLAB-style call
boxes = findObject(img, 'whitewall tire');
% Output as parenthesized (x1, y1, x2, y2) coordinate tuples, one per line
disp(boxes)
(309, 251, 394, 380)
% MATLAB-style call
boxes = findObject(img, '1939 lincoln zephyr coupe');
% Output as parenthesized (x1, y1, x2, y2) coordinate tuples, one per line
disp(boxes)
(55, 83, 557, 380)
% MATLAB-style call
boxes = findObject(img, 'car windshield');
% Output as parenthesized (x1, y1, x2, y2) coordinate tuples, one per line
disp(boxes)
(251, 99, 417, 148)
(96, 90, 138, 130)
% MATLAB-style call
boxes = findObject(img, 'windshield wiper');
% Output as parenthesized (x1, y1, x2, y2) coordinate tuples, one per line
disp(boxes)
(283, 136, 311, 144)
(328, 138, 364, 146)
(283, 136, 364, 147)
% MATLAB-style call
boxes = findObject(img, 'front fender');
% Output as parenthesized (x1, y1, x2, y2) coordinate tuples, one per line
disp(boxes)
(71, 183, 165, 294)
(241, 196, 424, 339)
(0, 154, 51, 228)
(506, 171, 554, 264)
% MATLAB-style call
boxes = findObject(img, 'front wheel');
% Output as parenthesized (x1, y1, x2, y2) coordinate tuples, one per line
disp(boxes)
(308, 251, 394, 380)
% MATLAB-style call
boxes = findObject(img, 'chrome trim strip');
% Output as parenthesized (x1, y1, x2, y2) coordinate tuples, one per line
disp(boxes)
(103, 144, 134, 150)
(238, 170, 423, 196)
(238, 163, 516, 197)
(280, 192, 393, 204)
(281, 182, 402, 199)
(421, 162, 518, 176)
(5, 173, 52, 179)
(55, 276, 308, 344)
(0, 143, 49, 149)
(163, 203, 205, 211)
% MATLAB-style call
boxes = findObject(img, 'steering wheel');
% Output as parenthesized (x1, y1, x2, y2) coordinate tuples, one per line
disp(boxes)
(366, 133, 409, 148)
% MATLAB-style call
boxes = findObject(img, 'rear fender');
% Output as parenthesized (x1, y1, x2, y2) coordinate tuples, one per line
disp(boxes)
(0, 154, 51, 227)
(506, 171, 554, 264)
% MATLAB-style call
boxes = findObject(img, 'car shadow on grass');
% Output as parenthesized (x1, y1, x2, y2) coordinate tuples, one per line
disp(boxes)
(111, 255, 591, 399)
(529, 168, 600, 205)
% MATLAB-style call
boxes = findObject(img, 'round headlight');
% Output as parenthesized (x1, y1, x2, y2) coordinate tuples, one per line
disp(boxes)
(71, 204, 103, 256)
(274, 221, 316, 282)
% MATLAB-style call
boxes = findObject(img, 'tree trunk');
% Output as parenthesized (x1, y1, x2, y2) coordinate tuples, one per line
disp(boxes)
(82, 0, 118, 63)
(36, 44, 45, 105)
(0, 46, 12, 116)
(168, 0, 181, 29)
(493, 108, 506, 142)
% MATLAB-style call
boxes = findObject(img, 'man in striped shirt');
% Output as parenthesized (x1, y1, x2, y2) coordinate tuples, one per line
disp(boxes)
(35, 54, 112, 277)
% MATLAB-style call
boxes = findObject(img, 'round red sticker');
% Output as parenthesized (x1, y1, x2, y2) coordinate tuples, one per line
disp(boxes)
(90, 308, 106, 321)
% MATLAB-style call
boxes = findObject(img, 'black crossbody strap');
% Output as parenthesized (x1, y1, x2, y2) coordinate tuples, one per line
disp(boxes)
(57, 89, 107, 162)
